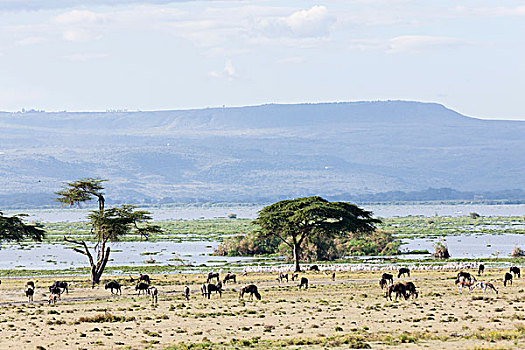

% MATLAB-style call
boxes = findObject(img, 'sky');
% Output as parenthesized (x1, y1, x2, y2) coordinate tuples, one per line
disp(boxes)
(0, 0, 524, 120)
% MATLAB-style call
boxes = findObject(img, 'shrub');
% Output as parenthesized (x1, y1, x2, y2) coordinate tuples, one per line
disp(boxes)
(512, 246, 524, 257)
(434, 241, 450, 259)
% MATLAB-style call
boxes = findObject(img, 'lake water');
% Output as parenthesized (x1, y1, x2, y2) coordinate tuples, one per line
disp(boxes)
(5, 203, 525, 222)
(1, 204, 524, 271)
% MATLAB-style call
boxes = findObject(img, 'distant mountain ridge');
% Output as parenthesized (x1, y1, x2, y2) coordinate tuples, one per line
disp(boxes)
(1, 101, 524, 207)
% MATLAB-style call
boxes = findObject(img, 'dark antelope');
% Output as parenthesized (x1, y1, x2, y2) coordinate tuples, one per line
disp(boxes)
(239, 284, 261, 300)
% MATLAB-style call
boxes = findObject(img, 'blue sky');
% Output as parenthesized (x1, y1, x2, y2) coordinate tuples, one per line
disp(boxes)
(0, 0, 524, 120)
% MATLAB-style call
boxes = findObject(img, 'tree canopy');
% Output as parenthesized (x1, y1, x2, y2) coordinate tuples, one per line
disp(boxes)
(254, 196, 381, 271)
(0, 212, 45, 243)
(56, 178, 161, 286)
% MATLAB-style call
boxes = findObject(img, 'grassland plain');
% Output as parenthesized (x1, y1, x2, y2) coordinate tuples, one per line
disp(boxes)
(0, 269, 523, 349)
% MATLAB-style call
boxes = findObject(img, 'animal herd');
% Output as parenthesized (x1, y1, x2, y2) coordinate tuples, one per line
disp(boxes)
(3, 264, 521, 306)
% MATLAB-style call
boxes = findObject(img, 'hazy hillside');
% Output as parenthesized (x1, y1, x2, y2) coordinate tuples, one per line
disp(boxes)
(1, 101, 524, 206)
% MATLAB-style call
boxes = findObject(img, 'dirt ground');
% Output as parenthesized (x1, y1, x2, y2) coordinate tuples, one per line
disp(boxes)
(0, 268, 523, 350)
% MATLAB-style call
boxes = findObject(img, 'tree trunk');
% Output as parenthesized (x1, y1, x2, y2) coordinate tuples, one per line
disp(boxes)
(90, 246, 111, 288)
(293, 243, 301, 272)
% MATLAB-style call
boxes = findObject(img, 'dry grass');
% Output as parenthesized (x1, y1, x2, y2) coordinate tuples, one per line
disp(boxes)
(0, 269, 523, 349)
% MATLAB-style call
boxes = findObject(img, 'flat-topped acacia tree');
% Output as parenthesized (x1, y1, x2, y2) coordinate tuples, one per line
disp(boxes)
(254, 196, 381, 272)
(56, 178, 161, 287)
(0, 212, 45, 244)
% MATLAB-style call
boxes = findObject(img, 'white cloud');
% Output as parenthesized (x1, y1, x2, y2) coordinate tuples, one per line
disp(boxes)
(54, 10, 106, 25)
(258, 5, 335, 38)
(209, 59, 238, 80)
(62, 29, 97, 42)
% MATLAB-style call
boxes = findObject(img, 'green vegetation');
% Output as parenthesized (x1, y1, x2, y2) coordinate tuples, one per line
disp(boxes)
(0, 211, 45, 242)
(217, 197, 382, 270)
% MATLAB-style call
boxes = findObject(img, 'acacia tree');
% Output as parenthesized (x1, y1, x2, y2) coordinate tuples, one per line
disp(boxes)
(0, 212, 45, 244)
(254, 196, 381, 272)
(56, 178, 161, 287)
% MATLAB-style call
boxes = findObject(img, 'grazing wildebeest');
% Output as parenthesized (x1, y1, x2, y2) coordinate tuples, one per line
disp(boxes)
(148, 286, 158, 304)
(403, 282, 418, 299)
(457, 271, 476, 283)
(105, 281, 122, 295)
(26, 281, 35, 289)
(309, 265, 320, 272)
(223, 273, 236, 284)
(398, 268, 410, 278)
(510, 266, 521, 278)
(50, 281, 68, 294)
(206, 272, 220, 284)
(139, 274, 151, 284)
(504, 272, 513, 286)
(382, 273, 394, 284)
(470, 281, 498, 294)
(278, 272, 288, 283)
(48, 285, 62, 298)
(136, 282, 150, 295)
(25, 287, 35, 302)
(478, 264, 485, 275)
(379, 278, 389, 290)
(184, 286, 190, 301)
(385, 283, 407, 301)
(201, 282, 223, 299)
(291, 273, 299, 281)
(299, 277, 309, 289)
(239, 284, 261, 300)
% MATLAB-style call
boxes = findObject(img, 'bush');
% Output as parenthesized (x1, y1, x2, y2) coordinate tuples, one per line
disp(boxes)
(512, 246, 525, 257)
(434, 241, 450, 259)
(215, 229, 398, 260)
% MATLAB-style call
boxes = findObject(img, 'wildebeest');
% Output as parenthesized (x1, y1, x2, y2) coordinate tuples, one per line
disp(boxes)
(278, 272, 288, 283)
(136, 282, 150, 295)
(382, 273, 393, 283)
(385, 283, 407, 301)
(404, 282, 418, 299)
(470, 281, 498, 294)
(201, 282, 223, 299)
(504, 272, 513, 286)
(223, 273, 236, 284)
(25, 287, 35, 302)
(398, 268, 410, 278)
(457, 271, 476, 283)
(299, 277, 309, 289)
(105, 281, 122, 295)
(510, 266, 521, 278)
(478, 264, 485, 275)
(239, 284, 261, 300)
(309, 265, 320, 272)
(206, 272, 220, 284)
(50, 281, 68, 294)
(291, 273, 299, 281)
(332, 272, 336, 281)
(139, 274, 151, 284)
(379, 278, 389, 290)
(148, 286, 158, 304)
(184, 286, 190, 301)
